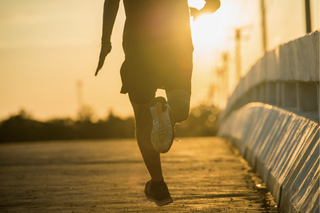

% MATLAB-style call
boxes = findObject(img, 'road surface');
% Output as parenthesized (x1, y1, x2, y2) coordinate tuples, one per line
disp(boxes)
(0, 137, 279, 212)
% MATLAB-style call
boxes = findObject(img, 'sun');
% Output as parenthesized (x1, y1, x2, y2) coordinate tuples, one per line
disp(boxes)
(188, 1, 230, 52)
(188, 0, 206, 10)
(191, 15, 218, 47)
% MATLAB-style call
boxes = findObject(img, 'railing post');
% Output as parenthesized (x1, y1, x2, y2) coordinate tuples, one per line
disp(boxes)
(317, 83, 319, 109)
(281, 82, 297, 109)
(266, 82, 270, 104)
(317, 82, 320, 123)
(259, 84, 265, 103)
(296, 83, 301, 112)
(276, 82, 281, 106)
(281, 82, 285, 107)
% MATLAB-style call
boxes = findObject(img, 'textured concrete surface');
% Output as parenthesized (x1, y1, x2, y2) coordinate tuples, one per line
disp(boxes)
(0, 137, 278, 212)
(219, 103, 320, 213)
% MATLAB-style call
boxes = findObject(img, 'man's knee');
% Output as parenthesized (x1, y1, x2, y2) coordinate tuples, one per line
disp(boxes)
(167, 89, 190, 123)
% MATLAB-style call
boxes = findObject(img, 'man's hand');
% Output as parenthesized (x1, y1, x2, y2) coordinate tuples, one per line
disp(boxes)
(95, 42, 112, 76)
(95, 0, 120, 76)
(190, 0, 221, 21)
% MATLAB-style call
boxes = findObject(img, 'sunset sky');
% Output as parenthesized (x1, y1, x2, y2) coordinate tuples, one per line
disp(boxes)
(0, 0, 319, 120)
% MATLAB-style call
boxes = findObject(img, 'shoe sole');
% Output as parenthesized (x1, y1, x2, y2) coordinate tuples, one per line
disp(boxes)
(146, 195, 173, 206)
(150, 97, 175, 153)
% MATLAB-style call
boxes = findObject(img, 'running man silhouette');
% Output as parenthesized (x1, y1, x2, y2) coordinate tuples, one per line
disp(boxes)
(96, 0, 220, 206)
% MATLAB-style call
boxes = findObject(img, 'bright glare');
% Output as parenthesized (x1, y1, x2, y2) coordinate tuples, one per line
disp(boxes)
(188, 0, 206, 9)
(190, 13, 229, 53)
(191, 15, 217, 47)
(189, 0, 218, 49)
(189, 1, 237, 52)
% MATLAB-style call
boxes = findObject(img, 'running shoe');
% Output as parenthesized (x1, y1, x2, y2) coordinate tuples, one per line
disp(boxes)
(144, 180, 173, 206)
(150, 97, 175, 153)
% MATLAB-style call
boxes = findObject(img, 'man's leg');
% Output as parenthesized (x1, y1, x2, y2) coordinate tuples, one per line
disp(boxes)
(131, 102, 163, 182)
(167, 89, 191, 123)
(131, 101, 173, 206)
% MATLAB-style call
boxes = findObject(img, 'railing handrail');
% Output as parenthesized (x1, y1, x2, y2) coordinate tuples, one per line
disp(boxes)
(221, 30, 319, 122)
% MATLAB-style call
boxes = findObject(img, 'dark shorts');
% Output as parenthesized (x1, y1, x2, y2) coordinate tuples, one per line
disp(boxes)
(120, 44, 193, 105)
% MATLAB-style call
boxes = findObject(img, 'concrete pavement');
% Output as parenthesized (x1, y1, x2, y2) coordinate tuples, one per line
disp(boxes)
(0, 137, 279, 212)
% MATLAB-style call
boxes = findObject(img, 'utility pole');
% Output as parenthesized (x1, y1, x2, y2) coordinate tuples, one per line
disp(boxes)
(77, 80, 83, 109)
(305, 0, 312, 33)
(222, 52, 229, 98)
(235, 28, 242, 82)
(212, 52, 229, 107)
(206, 82, 215, 106)
(260, 0, 268, 52)
(214, 66, 223, 106)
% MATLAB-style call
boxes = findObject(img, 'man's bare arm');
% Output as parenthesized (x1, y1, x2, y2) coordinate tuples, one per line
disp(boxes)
(190, 0, 221, 20)
(96, 0, 120, 76)
(101, 0, 120, 44)
(202, 0, 221, 14)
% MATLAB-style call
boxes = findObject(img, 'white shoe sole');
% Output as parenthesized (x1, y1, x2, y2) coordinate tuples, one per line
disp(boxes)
(150, 97, 174, 153)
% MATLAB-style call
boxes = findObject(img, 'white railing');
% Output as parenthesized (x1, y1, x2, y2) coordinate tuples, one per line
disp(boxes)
(221, 30, 319, 123)
(218, 30, 320, 213)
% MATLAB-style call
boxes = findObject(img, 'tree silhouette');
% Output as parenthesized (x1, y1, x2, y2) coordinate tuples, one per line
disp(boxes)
(0, 104, 219, 143)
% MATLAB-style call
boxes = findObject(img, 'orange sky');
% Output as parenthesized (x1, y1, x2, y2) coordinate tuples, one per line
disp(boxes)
(0, 0, 319, 120)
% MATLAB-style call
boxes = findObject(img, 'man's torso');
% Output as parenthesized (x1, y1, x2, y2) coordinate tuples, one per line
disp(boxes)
(122, 0, 193, 55)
